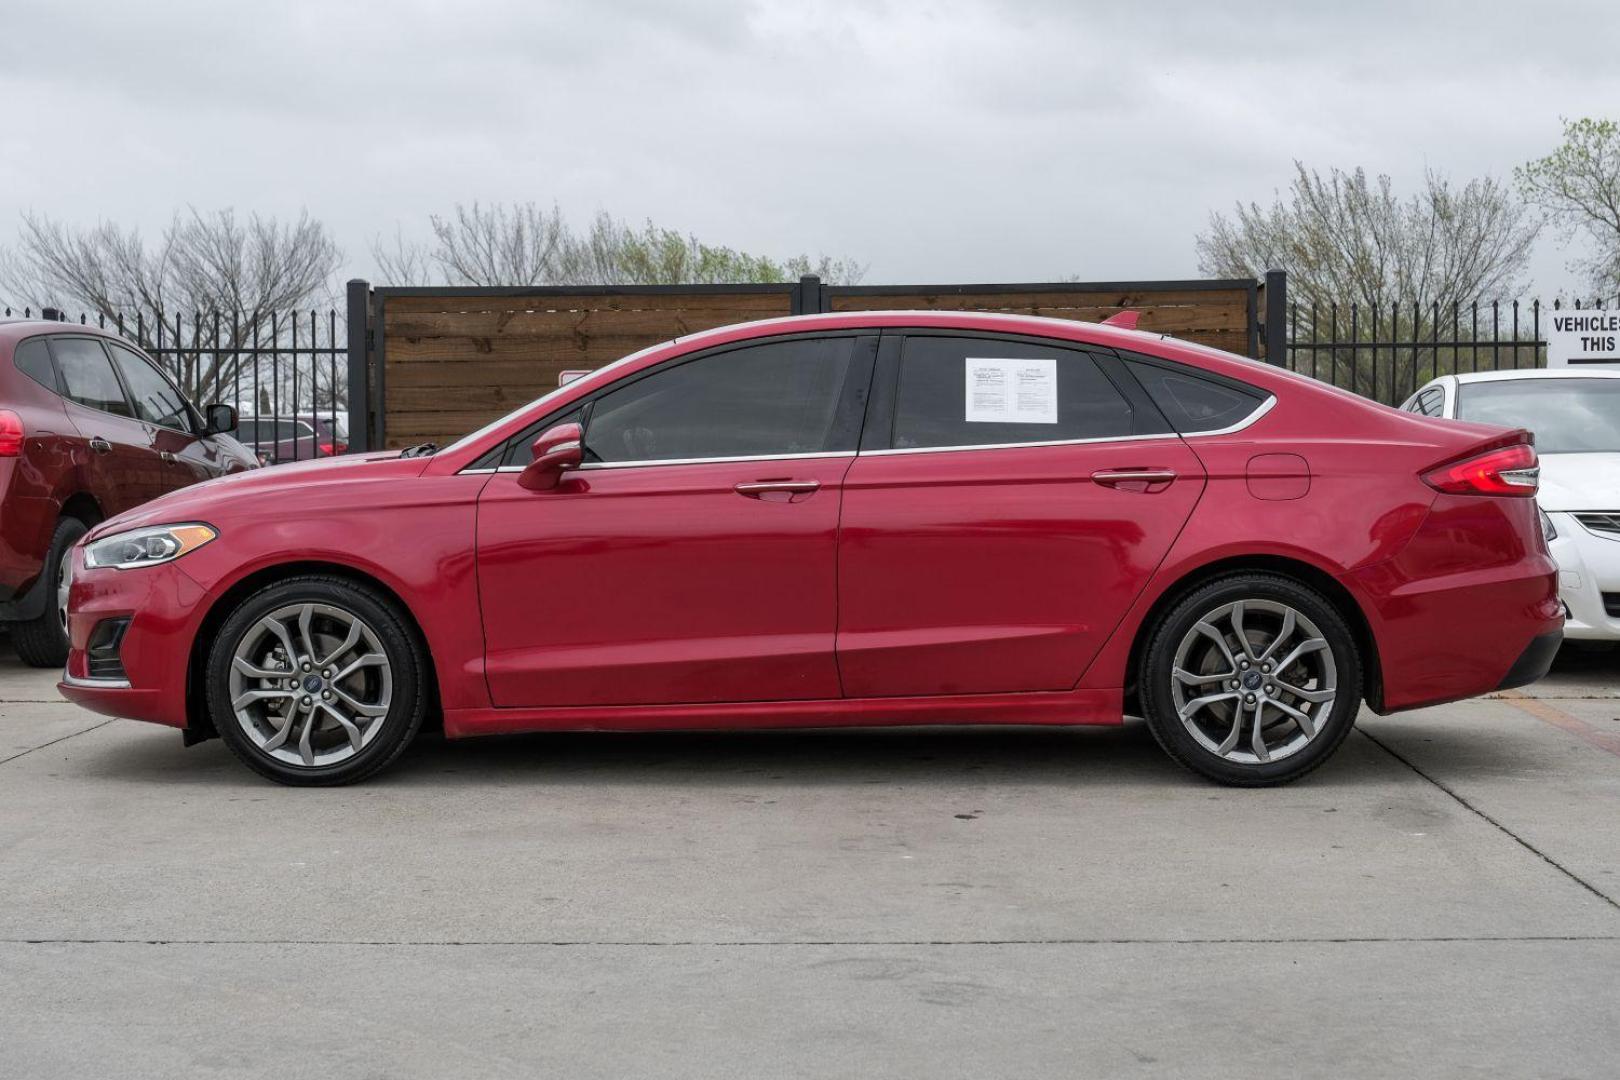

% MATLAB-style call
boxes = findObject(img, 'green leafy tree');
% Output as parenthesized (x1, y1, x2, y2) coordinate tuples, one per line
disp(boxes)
(1517, 118, 1620, 295)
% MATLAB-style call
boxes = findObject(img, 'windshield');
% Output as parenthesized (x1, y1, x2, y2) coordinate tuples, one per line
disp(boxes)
(1457, 378, 1620, 454)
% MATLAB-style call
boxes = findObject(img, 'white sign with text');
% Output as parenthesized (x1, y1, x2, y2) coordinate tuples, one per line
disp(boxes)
(1547, 310, 1620, 368)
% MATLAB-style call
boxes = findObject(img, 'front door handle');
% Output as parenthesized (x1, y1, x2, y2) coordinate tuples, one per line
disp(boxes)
(160, 451, 177, 464)
(88, 437, 112, 455)
(734, 479, 821, 498)
(1092, 469, 1177, 487)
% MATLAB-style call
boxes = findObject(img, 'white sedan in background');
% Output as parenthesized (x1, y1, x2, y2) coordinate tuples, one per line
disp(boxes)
(1402, 369, 1620, 643)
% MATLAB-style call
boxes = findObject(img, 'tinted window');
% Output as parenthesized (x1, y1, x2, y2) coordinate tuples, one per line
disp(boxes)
(1457, 378, 1620, 454)
(108, 343, 193, 432)
(13, 338, 59, 393)
(891, 336, 1141, 449)
(1124, 359, 1265, 433)
(52, 338, 134, 417)
(584, 337, 861, 463)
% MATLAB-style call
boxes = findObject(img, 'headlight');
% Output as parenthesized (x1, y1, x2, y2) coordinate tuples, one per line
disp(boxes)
(83, 524, 217, 570)
(1539, 508, 1558, 543)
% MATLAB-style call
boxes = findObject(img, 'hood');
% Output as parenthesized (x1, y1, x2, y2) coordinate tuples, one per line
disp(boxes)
(1537, 453, 1620, 513)
(86, 452, 426, 540)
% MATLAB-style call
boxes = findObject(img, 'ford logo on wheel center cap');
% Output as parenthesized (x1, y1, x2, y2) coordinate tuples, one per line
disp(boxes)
(303, 674, 324, 693)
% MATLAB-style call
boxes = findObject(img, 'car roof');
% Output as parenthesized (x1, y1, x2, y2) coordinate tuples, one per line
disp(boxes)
(0, 318, 123, 342)
(1451, 368, 1620, 384)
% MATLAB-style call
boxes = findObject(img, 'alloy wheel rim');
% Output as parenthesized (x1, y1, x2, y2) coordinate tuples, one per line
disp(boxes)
(228, 602, 393, 767)
(1170, 599, 1336, 765)
(56, 548, 72, 635)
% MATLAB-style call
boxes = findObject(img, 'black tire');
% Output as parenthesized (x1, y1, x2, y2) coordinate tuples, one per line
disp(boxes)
(12, 516, 90, 668)
(1139, 572, 1363, 787)
(206, 575, 428, 786)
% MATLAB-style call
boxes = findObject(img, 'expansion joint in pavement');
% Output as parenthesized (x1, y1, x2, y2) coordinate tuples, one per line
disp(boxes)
(0, 720, 115, 767)
(1358, 728, 1620, 913)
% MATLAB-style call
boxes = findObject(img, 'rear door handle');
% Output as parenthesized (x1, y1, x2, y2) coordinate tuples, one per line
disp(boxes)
(88, 437, 112, 455)
(1092, 469, 1177, 487)
(734, 479, 821, 497)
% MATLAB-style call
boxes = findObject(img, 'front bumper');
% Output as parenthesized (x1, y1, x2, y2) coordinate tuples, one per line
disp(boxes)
(1547, 513, 1620, 641)
(55, 549, 206, 729)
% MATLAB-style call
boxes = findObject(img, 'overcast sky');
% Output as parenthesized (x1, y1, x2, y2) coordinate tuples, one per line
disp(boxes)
(3, 0, 1617, 295)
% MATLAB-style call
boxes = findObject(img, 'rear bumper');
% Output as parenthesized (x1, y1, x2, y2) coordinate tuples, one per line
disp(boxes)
(1348, 494, 1563, 712)
(1496, 630, 1563, 691)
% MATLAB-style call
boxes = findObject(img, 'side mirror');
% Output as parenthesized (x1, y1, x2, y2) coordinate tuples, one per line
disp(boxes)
(203, 402, 237, 436)
(518, 422, 584, 491)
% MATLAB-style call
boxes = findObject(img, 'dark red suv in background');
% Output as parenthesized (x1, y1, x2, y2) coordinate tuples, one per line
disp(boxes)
(1, 319, 258, 666)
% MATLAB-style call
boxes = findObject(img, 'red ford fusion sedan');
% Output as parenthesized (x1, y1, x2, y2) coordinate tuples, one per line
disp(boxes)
(58, 311, 1562, 786)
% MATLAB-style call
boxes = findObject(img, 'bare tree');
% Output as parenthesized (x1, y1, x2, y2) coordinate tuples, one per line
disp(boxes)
(1197, 163, 1539, 391)
(371, 202, 865, 287)
(1517, 117, 1620, 295)
(0, 208, 344, 409)
(1198, 162, 1539, 309)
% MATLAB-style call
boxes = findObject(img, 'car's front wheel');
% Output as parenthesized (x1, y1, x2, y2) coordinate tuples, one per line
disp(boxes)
(1139, 572, 1363, 786)
(206, 575, 428, 785)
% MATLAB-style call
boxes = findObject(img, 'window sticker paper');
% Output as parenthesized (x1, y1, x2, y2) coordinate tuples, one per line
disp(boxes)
(965, 357, 1058, 423)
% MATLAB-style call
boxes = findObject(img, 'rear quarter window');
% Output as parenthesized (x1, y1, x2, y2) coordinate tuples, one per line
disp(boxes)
(12, 338, 61, 393)
(1123, 357, 1266, 433)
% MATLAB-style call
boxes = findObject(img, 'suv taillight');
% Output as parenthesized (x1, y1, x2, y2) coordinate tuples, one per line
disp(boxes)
(1422, 442, 1539, 497)
(0, 410, 24, 456)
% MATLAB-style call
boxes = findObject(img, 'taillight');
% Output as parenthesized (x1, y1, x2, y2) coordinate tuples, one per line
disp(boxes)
(0, 410, 24, 456)
(1422, 442, 1539, 497)
(318, 441, 341, 456)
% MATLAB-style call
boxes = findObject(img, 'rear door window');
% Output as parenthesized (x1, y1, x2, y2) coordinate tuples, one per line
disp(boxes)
(51, 338, 135, 417)
(889, 335, 1150, 450)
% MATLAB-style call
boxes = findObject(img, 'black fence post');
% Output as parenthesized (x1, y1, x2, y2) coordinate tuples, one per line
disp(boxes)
(345, 279, 372, 452)
(791, 275, 822, 315)
(1263, 269, 1288, 366)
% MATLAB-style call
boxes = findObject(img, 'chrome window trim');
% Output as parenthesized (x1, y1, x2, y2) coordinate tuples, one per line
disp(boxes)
(456, 394, 1276, 473)
(861, 431, 1180, 457)
(465, 450, 859, 475)
(1179, 393, 1277, 437)
(864, 394, 1277, 456)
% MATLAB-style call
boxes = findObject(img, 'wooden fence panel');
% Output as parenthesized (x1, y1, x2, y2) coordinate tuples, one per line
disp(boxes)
(372, 279, 1258, 449)
(826, 284, 1254, 354)
(380, 289, 795, 448)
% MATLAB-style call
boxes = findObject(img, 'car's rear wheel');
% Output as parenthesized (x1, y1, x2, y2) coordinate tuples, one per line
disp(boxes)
(206, 575, 427, 785)
(12, 515, 90, 668)
(1139, 572, 1363, 786)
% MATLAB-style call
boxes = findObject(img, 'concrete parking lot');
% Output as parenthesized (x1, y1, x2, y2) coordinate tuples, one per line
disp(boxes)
(3, 637, 1619, 1079)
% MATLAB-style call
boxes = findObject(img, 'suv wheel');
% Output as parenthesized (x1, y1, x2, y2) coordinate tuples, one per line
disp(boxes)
(1139, 573, 1363, 786)
(12, 516, 90, 668)
(206, 575, 428, 786)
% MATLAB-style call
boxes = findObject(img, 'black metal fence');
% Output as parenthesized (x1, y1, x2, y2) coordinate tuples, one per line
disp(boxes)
(2, 303, 349, 463)
(1282, 293, 1619, 406)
